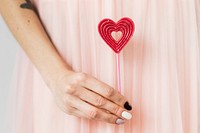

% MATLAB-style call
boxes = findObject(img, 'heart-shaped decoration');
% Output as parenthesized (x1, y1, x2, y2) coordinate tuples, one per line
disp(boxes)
(98, 17, 135, 53)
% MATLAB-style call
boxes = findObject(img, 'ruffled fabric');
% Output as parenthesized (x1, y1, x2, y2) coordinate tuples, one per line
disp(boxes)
(9, 0, 200, 132)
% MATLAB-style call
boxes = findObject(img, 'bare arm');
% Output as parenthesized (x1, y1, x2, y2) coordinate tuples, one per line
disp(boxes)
(0, 0, 132, 125)
(0, 0, 71, 88)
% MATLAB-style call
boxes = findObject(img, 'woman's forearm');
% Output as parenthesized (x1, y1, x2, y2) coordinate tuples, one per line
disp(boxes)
(0, 1, 134, 124)
(0, 0, 71, 87)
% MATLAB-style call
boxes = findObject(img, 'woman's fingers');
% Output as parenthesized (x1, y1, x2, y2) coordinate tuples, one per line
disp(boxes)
(73, 86, 132, 120)
(80, 74, 132, 110)
(64, 94, 125, 124)
(54, 72, 133, 124)
(73, 109, 125, 125)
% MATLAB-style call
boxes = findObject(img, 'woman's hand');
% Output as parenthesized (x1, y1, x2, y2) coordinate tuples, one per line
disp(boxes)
(50, 70, 133, 125)
(0, 0, 132, 125)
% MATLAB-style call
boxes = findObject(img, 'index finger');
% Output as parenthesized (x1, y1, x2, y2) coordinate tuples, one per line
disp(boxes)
(80, 75, 132, 111)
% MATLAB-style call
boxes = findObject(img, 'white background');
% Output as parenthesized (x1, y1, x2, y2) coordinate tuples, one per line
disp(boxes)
(0, 15, 19, 132)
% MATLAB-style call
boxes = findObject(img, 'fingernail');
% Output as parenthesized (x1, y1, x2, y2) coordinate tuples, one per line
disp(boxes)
(124, 102, 132, 110)
(116, 119, 125, 125)
(121, 111, 132, 120)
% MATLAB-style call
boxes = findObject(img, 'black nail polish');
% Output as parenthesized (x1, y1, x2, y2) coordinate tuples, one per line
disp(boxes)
(124, 102, 132, 110)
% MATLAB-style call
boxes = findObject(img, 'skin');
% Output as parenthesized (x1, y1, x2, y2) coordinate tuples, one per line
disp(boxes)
(0, 0, 132, 124)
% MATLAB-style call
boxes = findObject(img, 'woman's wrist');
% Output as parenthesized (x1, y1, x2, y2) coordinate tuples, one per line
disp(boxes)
(38, 55, 73, 90)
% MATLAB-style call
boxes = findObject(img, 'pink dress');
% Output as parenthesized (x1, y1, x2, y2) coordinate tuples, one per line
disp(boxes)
(8, 0, 200, 133)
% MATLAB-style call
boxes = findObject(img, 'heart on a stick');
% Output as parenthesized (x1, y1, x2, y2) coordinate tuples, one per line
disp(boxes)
(98, 17, 135, 53)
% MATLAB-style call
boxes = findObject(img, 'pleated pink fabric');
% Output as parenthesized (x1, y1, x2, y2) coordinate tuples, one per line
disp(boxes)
(8, 0, 200, 133)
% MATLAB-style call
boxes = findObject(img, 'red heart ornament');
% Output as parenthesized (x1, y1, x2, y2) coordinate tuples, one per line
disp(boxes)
(98, 17, 135, 53)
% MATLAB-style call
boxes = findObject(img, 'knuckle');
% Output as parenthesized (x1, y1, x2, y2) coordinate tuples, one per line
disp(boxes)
(88, 109, 98, 119)
(106, 115, 116, 124)
(65, 107, 73, 115)
(63, 95, 74, 106)
(75, 72, 87, 82)
(111, 105, 120, 114)
(117, 97, 126, 105)
(95, 96, 106, 107)
(65, 85, 76, 94)
(105, 87, 114, 97)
